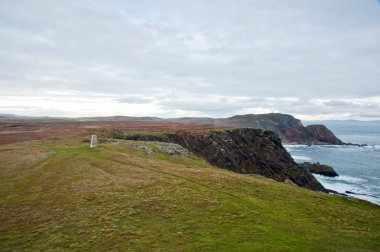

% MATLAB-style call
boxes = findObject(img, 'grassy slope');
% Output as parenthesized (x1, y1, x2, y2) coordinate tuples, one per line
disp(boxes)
(0, 139, 379, 251)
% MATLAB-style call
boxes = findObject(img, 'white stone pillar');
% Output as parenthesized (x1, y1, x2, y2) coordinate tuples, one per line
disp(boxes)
(90, 135, 97, 148)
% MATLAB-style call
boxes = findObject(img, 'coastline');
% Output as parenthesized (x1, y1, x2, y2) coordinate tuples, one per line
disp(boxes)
(285, 144, 380, 206)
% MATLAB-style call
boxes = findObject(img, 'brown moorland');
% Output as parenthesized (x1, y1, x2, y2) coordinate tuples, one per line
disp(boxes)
(0, 120, 222, 145)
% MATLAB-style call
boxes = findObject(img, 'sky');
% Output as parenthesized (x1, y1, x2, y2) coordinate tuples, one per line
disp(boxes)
(0, 0, 380, 120)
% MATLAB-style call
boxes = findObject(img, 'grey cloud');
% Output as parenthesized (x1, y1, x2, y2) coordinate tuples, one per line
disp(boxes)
(0, 0, 379, 119)
(355, 114, 380, 119)
(158, 98, 246, 115)
(116, 96, 154, 104)
(324, 100, 353, 107)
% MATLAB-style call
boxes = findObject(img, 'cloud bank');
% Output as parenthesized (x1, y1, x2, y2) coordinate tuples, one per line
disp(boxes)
(0, 0, 379, 120)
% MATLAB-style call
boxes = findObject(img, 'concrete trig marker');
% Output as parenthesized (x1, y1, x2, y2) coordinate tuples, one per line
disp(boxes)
(90, 135, 98, 148)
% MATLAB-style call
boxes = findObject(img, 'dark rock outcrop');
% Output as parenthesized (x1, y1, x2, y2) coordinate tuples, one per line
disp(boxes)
(115, 128, 326, 192)
(299, 162, 339, 177)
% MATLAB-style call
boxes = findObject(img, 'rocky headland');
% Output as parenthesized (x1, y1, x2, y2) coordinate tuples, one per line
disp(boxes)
(109, 128, 326, 192)
(169, 113, 344, 145)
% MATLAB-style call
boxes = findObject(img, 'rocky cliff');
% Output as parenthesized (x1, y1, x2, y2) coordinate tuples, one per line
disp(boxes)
(116, 128, 325, 192)
(305, 125, 343, 145)
(220, 114, 344, 145)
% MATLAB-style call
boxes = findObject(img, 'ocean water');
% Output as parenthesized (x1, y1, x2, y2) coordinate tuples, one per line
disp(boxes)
(285, 121, 380, 205)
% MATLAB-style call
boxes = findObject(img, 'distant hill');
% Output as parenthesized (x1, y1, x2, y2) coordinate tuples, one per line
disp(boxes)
(0, 114, 29, 120)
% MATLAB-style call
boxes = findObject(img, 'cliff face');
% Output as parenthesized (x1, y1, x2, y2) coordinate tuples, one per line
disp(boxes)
(223, 114, 344, 145)
(305, 125, 343, 145)
(280, 124, 343, 145)
(280, 125, 342, 145)
(119, 128, 325, 192)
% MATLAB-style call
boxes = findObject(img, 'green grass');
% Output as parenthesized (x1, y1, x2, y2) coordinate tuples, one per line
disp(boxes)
(0, 138, 379, 251)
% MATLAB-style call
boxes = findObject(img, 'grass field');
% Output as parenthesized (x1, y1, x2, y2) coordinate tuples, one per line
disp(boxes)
(0, 138, 379, 251)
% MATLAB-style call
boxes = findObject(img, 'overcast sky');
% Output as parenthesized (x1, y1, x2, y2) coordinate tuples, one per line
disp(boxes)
(1, 0, 380, 120)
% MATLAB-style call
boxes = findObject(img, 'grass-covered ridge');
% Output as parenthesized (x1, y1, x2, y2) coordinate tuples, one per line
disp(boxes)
(0, 139, 379, 251)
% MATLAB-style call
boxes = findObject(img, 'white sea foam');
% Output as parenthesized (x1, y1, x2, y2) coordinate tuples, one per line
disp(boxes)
(291, 155, 312, 161)
(314, 174, 366, 183)
(283, 144, 308, 148)
(314, 175, 380, 205)
(367, 145, 380, 149)
(335, 175, 367, 183)
(362, 175, 380, 180)
(320, 181, 355, 193)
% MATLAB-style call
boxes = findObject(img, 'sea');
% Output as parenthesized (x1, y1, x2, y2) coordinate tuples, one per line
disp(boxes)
(285, 120, 380, 205)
